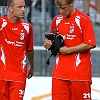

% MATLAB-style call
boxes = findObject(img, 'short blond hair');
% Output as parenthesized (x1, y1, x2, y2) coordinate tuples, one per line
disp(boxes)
(54, 0, 74, 6)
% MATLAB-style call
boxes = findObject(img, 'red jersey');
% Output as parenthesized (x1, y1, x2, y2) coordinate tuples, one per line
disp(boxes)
(0, 16, 34, 83)
(51, 9, 96, 81)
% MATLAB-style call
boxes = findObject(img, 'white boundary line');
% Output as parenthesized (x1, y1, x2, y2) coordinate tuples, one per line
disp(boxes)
(34, 46, 45, 50)
(92, 47, 100, 51)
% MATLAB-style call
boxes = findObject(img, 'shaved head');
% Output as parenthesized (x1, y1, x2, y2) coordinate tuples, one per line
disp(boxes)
(7, 0, 25, 7)
(7, 0, 14, 6)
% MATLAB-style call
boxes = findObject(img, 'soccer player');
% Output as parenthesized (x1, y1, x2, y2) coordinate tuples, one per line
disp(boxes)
(0, 0, 34, 100)
(44, 0, 96, 100)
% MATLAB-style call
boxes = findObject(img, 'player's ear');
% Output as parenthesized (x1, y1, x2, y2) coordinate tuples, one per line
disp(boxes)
(70, 1, 74, 7)
(8, 6, 13, 12)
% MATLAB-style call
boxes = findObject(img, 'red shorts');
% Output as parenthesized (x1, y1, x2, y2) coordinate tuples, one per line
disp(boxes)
(52, 78, 91, 100)
(0, 80, 26, 100)
(0, 80, 3, 99)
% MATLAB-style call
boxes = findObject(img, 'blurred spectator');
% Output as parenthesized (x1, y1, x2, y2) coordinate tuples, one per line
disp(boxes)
(0, 0, 7, 6)
(34, 0, 41, 11)
(83, 0, 90, 16)
(0, 0, 8, 16)
(32, 0, 49, 12)
(32, 0, 38, 8)
(49, 0, 59, 20)
(32, 0, 59, 20)
(25, 0, 33, 24)
(95, 0, 100, 24)
(83, 0, 100, 24)
(50, 0, 55, 19)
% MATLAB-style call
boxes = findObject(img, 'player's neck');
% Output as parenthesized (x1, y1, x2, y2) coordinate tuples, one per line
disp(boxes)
(8, 14, 20, 24)
(70, 8, 76, 16)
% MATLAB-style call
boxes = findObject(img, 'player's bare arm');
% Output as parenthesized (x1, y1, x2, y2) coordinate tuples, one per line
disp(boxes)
(27, 50, 34, 79)
(59, 43, 96, 54)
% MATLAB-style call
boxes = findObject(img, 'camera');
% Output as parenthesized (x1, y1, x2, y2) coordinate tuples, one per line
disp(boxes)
(45, 29, 65, 65)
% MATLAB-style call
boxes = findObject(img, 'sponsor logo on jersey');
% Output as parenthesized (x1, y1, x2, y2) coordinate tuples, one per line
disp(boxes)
(70, 24, 74, 34)
(5, 39, 24, 47)
(66, 34, 76, 40)
(64, 24, 76, 40)
(20, 30, 25, 40)
(12, 28, 18, 30)
(64, 22, 70, 24)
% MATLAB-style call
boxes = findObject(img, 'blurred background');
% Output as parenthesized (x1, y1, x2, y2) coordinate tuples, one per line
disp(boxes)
(0, 0, 100, 100)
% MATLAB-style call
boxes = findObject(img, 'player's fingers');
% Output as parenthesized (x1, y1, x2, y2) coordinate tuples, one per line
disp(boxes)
(27, 73, 33, 79)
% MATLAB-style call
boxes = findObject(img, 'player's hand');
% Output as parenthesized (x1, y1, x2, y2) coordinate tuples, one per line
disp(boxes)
(44, 39, 52, 49)
(27, 67, 34, 79)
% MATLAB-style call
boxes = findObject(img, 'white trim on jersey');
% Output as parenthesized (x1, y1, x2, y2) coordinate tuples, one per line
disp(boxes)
(0, 44, 6, 67)
(22, 22, 29, 34)
(0, 18, 7, 31)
